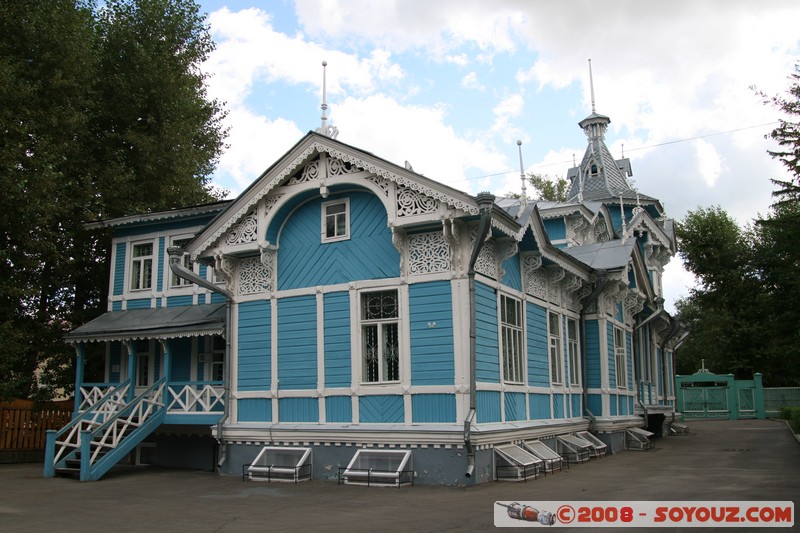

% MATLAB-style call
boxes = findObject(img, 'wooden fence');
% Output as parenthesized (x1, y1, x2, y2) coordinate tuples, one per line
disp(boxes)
(1, 399, 73, 462)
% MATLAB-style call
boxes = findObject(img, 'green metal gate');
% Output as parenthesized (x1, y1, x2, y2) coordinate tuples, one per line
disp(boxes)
(675, 370, 764, 420)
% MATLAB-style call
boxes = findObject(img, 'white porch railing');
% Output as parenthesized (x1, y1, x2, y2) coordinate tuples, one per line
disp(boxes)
(79, 382, 130, 412)
(167, 382, 224, 414)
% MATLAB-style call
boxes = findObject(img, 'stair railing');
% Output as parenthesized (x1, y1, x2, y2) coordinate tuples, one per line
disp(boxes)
(87, 378, 166, 464)
(48, 379, 131, 468)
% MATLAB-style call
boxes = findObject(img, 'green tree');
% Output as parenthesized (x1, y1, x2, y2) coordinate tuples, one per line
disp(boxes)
(528, 173, 568, 202)
(0, 0, 227, 400)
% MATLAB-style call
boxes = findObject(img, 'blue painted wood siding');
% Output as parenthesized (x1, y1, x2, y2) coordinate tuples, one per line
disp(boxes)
(277, 296, 316, 390)
(113, 242, 126, 296)
(529, 393, 551, 419)
(476, 390, 501, 423)
(527, 302, 549, 386)
(504, 392, 526, 421)
(238, 398, 271, 422)
(410, 281, 454, 385)
(237, 300, 271, 391)
(412, 394, 456, 423)
(584, 320, 601, 388)
(169, 338, 192, 381)
(475, 282, 499, 383)
(323, 292, 350, 388)
(626, 330, 633, 390)
(277, 192, 399, 290)
(553, 394, 565, 418)
(280, 397, 318, 422)
(359, 395, 403, 423)
(543, 218, 566, 241)
(587, 394, 602, 416)
(325, 396, 352, 422)
(167, 295, 193, 307)
(500, 254, 522, 292)
(157, 237, 165, 292)
(571, 394, 582, 417)
(126, 298, 151, 310)
(607, 322, 616, 389)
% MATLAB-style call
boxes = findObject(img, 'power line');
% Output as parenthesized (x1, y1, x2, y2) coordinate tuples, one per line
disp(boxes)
(465, 121, 780, 182)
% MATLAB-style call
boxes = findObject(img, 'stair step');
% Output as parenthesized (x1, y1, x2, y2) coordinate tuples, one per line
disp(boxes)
(54, 467, 81, 479)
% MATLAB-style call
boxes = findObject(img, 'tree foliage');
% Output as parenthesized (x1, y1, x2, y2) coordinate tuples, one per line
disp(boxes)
(527, 173, 568, 202)
(0, 0, 226, 400)
(676, 64, 800, 386)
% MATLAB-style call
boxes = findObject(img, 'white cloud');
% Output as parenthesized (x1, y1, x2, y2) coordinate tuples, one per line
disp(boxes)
(333, 94, 508, 194)
(694, 139, 723, 188)
(461, 72, 483, 90)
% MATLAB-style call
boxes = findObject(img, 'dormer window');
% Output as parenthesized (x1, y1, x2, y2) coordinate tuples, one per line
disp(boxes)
(590, 163, 598, 176)
(322, 198, 349, 242)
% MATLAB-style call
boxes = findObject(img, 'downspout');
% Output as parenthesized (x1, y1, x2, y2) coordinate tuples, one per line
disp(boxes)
(580, 269, 610, 431)
(168, 247, 234, 472)
(464, 192, 495, 479)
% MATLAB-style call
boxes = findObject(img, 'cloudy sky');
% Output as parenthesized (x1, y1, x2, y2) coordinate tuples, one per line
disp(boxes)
(197, 0, 800, 312)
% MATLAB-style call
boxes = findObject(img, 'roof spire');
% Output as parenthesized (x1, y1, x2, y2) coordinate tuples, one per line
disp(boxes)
(316, 60, 339, 139)
(589, 58, 596, 114)
(517, 140, 527, 211)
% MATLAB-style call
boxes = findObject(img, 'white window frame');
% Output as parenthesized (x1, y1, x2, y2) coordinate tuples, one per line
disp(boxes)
(360, 289, 401, 384)
(130, 241, 154, 291)
(548, 311, 563, 385)
(500, 294, 524, 384)
(170, 236, 194, 288)
(321, 198, 350, 243)
(614, 326, 628, 389)
(567, 317, 580, 386)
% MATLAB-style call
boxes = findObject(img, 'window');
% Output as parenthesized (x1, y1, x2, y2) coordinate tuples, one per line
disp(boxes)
(361, 290, 399, 382)
(567, 318, 580, 386)
(548, 312, 562, 384)
(135, 339, 152, 387)
(322, 199, 349, 242)
(614, 326, 627, 388)
(130, 242, 153, 291)
(210, 336, 225, 382)
(500, 295, 523, 383)
(170, 238, 192, 287)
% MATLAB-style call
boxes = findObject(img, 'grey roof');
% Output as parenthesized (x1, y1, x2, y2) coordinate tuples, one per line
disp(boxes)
(561, 239, 636, 270)
(66, 304, 226, 343)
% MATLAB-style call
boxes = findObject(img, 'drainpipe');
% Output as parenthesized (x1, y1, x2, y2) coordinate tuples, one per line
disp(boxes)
(579, 270, 610, 431)
(464, 192, 495, 479)
(168, 247, 234, 472)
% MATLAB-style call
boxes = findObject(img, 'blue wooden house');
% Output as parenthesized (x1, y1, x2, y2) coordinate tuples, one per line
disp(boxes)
(46, 102, 678, 484)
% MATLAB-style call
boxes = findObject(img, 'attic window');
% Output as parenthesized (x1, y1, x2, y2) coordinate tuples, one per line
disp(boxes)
(590, 164, 598, 175)
(322, 198, 349, 243)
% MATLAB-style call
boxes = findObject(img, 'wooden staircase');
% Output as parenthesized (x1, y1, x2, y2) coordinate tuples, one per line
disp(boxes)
(44, 379, 166, 481)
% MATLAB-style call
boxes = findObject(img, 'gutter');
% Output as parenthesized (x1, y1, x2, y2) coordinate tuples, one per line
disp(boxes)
(464, 192, 495, 479)
(168, 247, 234, 472)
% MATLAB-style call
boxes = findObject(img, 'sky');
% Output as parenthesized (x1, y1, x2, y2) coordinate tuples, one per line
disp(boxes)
(196, 0, 800, 313)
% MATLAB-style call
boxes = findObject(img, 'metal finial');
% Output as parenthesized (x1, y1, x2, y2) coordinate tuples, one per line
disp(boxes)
(621, 143, 625, 159)
(620, 194, 627, 242)
(517, 140, 527, 210)
(588, 59, 596, 114)
(316, 60, 339, 139)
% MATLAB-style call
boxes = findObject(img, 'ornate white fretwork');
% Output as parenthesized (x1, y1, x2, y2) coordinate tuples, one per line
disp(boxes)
(238, 255, 273, 295)
(213, 252, 236, 294)
(391, 227, 406, 278)
(495, 239, 518, 280)
(475, 241, 497, 279)
(593, 220, 610, 243)
(566, 215, 591, 246)
(225, 210, 258, 245)
(288, 158, 320, 185)
(408, 232, 451, 275)
(396, 185, 438, 217)
(521, 252, 546, 299)
(328, 157, 360, 176)
(624, 292, 646, 322)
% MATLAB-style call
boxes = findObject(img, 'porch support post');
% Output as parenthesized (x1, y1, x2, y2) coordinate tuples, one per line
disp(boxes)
(73, 343, 86, 415)
(124, 340, 136, 403)
(159, 339, 172, 406)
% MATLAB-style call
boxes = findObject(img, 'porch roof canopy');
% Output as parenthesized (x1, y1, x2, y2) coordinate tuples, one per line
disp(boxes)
(65, 304, 226, 344)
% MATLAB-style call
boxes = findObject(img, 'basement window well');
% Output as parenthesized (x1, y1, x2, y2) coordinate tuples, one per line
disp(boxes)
(494, 444, 541, 481)
(339, 449, 413, 487)
(245, 447, 312, 482)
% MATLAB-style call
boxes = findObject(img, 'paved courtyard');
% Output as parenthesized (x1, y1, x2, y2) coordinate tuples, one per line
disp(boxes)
(1, 419, 797, 532)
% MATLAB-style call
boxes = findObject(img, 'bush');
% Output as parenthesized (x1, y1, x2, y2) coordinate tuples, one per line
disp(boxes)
(780, 407, 800, 433)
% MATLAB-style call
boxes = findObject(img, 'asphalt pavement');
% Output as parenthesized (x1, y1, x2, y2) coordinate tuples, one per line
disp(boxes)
(1, 419, 797, 532)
